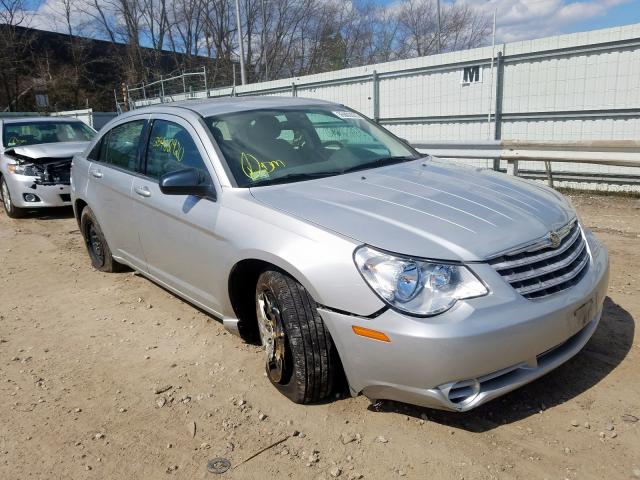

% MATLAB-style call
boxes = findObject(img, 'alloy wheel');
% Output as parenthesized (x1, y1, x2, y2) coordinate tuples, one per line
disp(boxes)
(256, 290, 287, 383)
(1, 179, 11, 213)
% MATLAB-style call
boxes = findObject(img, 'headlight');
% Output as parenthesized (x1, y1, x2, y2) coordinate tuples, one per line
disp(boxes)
(354, 246, 488, 316)
(7, 162, 39, 176)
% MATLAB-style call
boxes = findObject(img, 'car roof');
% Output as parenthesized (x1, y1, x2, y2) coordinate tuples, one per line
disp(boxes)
(121, 96, 338, 119)
(1, 116, 85, 125)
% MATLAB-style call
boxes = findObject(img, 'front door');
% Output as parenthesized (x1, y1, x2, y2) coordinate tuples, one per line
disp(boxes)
(132, 115, 225, 312)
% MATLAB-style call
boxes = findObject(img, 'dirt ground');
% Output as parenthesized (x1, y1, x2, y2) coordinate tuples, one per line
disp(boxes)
(0, 193, 639, 480)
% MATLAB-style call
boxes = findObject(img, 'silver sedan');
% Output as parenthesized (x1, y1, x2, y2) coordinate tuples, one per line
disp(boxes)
(70, 97, 609, 411)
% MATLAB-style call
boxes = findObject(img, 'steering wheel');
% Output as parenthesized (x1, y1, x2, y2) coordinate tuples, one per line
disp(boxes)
(322, 140, 343, 150)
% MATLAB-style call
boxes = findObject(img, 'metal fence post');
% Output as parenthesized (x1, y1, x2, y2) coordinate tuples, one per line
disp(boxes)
(113, 89, 121, 114)
(494, 51, 504, 141)
(160, 75, 165, 103)
(372, 70, 380, 122)
(125, 85, 132, 111)
(544, 161, 554, 187)
(203, 66, 208, 98)
(291, 82, 297, 97)
(493, 51, 505, 171)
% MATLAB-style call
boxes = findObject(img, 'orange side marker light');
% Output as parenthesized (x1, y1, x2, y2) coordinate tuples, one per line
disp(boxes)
(352, 325, 391, 343)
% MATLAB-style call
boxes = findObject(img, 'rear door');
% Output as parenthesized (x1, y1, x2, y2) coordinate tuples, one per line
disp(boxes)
(132, 114, 225, 311)
(85, 117, 148, 269)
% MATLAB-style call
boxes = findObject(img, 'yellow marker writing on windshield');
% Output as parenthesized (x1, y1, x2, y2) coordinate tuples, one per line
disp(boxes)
(8, 137, 26, 147)
(241, 152, 286, 181)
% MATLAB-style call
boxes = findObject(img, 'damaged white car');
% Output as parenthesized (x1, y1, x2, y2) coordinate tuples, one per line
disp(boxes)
(0, 118, 96, 218)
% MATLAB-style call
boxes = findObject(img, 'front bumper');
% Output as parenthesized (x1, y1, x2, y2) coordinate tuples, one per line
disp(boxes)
(319, 233, 609, 412)
(4, 173, 71, 208)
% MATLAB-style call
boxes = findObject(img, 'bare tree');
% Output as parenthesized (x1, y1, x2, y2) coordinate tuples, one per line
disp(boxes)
(80, 0, 146, 81)
(0, 0, 34, 110)
(397, 0, 438, 57)
(55, 0, 92, 107)
(140, 0, 170, 52)
(168, 0, 205, 59)
(396, 0, 490, 57)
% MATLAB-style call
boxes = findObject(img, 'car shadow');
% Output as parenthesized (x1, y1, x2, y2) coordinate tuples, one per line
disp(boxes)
(366, 296, 635, 432)
(18, 206, 75, 220)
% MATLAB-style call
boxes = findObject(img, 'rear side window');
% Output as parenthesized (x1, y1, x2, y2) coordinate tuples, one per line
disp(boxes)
(145, 120, 210, 181)
(98, 120, 146, 171)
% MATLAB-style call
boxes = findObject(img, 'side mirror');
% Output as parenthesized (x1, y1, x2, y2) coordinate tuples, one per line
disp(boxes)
(159, 168, 215, 199)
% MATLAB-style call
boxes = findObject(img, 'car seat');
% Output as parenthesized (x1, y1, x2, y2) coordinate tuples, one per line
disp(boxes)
(247, 116, 295, 163)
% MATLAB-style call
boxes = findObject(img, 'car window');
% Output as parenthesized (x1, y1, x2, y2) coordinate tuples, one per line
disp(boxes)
(87, 138, 102, 160)
(145, 120, 211, 181)
(99, 120, 145, 171)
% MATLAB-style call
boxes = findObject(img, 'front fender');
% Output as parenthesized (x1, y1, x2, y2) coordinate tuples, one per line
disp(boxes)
(217, 192, 385, 317)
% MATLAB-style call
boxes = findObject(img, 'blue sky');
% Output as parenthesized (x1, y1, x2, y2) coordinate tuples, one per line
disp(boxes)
(374, 0, 640, 42)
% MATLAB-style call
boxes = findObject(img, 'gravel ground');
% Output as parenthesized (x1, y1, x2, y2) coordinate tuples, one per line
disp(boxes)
(0, 193, 639, 480)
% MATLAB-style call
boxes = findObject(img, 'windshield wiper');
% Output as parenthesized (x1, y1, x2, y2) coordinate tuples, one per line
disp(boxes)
(248, 157, 418, 187)
(338, 156, 417, 175)
(249, 171, 339, 187)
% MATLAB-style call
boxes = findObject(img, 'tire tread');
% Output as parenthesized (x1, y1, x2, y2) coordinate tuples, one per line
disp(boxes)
(258, 270, 335, 404)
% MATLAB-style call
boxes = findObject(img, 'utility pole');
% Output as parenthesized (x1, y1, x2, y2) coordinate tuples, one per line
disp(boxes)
(436, 0, 442, 53)
(234, 0, 247, 85)
(261, 0, 268, 81)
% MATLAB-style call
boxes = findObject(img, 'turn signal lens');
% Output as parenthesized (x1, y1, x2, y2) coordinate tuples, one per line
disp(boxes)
(352, 325, 390, 343)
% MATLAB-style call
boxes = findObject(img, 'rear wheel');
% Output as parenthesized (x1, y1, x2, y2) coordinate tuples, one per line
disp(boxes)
(1, 177, 25, 218)
(255, 270, 337, 403)
(80, 206, 124, 272)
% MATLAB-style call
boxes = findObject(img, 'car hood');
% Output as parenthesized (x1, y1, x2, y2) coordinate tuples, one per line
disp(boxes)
(4, 141, 89, 160)
(249, 159, 576, 261)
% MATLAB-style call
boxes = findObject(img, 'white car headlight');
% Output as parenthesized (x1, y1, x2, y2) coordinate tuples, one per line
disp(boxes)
(7, 162, 38, 176)
(354, 246, 488, 316)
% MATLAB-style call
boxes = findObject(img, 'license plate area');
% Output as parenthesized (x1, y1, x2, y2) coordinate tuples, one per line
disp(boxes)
(572, 297, 595, 331)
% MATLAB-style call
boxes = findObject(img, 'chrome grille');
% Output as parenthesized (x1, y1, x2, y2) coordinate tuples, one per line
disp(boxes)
(488, 220, 589, 299)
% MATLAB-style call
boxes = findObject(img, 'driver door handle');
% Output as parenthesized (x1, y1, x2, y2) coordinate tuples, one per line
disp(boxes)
(90, 169, 103, 179)
(134, 185, 151, 198)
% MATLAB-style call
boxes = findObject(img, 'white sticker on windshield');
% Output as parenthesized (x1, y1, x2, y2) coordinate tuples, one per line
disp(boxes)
(332, 110, 362, 120)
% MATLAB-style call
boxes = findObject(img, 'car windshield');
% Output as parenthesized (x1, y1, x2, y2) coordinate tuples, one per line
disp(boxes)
(2, 121, 95, 148)
(204, 106, 420, 187)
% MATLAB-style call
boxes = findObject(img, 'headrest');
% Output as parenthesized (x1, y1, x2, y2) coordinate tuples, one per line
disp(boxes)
(249, 116, 282, 142)
(210, 126, 224, 144)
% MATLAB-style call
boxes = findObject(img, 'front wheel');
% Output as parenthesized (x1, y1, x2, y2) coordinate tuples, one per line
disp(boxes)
(255, 270, 337, 404)
(1, 177, 25, 218)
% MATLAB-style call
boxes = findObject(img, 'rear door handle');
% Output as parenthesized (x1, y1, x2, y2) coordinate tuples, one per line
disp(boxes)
(90, 169, 103, 178)
(134, 185, 151, 198)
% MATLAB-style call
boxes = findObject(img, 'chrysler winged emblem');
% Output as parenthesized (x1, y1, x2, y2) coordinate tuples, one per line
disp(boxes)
(547, 231, 561, 249)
